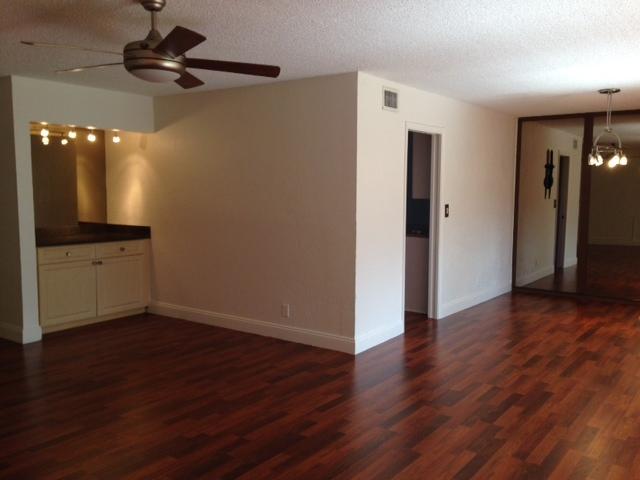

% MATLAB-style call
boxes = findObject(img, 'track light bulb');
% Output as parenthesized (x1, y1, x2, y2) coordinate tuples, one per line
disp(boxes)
(61, 138, 68, 146)
(68, 130, 77, 139)
(41, 136, 49, 145)
(88, 132, 96, 142)
(40, 128, 49, 137)
(112, 134, 121, 144)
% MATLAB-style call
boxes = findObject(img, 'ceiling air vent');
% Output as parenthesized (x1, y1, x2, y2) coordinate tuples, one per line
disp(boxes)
(382, 87, 398, 111)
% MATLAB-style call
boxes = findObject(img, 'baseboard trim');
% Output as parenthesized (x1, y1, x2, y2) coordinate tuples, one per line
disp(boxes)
(0, 321, 23, 343)
(41, 308, 146, 334)
(438, 283, 512, 319)
(354, 322, 404, 354)
(149, 301, 356, 354)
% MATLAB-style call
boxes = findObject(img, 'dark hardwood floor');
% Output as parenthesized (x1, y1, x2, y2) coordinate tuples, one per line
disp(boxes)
(2, 293, 640, 479)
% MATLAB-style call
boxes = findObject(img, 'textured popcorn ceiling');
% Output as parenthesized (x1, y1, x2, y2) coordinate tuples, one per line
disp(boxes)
(3, 0, 640, 116)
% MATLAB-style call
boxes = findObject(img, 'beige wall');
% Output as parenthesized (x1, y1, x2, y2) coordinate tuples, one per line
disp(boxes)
(355, 72, 517, 348)
(0, 77, 23, 341)
(106, 74, 358, 352)
(1, 76, 154, 343)
(516, 121, 582, 285)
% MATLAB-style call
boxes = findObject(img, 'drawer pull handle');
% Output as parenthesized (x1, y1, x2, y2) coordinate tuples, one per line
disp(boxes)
(65, 252, 71, 257)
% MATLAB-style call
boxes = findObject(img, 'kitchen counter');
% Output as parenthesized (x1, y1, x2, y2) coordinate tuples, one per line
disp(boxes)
(36, 222, 151, 247)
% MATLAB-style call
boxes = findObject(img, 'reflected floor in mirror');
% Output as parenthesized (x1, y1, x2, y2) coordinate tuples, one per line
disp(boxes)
(586, 245, 640, 301)
(522, 265, 578, 293)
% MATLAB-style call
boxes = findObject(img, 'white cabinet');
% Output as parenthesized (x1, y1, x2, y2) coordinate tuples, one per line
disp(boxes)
(38, 261, 97, 327)
(37, 240, 149, 332)
(97, 255, 147, 316)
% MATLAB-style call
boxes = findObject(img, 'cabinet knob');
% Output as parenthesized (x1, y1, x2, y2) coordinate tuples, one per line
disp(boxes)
(65, 252, 71, 257)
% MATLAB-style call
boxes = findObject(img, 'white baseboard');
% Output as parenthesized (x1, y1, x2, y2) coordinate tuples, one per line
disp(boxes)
(438, 283, 512, 319)
(516, 265, 555, 287)
(149, 301, 356, 354)
(0, 321, 23, 343)
(0, 321, 42, 344)
(354, 322, 404, 354)
(41, 308, 146, 334)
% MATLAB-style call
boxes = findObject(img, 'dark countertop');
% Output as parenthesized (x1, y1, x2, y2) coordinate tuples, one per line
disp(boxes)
(36, 222, 151, 247)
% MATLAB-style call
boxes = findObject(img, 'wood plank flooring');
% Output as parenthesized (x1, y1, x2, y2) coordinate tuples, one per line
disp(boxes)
(2, 293, 640, 479)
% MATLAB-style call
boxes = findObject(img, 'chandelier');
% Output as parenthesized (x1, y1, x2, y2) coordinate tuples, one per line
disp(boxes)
(588, 88, 627, 168)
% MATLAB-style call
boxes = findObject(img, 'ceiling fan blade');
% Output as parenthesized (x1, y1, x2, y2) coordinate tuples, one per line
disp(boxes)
(186, 58, 281, 78)
(21, 41, 122, 56)
(153, 26, 206, 58)
(175, 71, 205, 89)
(56, 63, 123, 74)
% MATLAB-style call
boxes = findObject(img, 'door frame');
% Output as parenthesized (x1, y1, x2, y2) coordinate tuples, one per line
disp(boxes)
(554, 155, 570, 271)
(402, 122, 443, 319)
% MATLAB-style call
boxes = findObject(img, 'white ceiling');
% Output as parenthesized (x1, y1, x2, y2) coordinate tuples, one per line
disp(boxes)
(3, 0, 640, 116)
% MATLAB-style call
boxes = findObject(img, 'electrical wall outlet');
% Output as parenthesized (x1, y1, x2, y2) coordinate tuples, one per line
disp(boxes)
(281, 303, 291, 318)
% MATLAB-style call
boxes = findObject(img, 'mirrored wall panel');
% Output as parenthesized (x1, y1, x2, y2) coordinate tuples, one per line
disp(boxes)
(515, 118, 584, 293)
(585, 115, 640, 300)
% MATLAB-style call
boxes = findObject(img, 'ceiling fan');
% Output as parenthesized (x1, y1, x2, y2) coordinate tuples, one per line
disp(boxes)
(21, 0, 281, 89)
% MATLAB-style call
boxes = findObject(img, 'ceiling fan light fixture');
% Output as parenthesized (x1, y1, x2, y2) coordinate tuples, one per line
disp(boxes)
(128, 66, 182, 83)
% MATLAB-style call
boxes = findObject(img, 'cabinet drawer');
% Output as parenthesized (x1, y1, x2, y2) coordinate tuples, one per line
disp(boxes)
(96, 240, 144, 258)
(38, 244, 96, 265)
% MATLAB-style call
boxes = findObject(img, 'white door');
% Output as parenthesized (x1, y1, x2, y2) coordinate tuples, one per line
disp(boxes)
(38, 261, 97, 326)
(97, 256, 146, 316)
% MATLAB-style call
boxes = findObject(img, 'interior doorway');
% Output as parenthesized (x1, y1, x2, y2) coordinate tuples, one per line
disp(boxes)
(403, 128, 440, 319)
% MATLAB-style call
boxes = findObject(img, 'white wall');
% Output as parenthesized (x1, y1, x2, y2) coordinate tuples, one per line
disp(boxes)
(106, 73, 358, 353)
(0, 76, 154, 343)
(515, 122, 582, 285)
(355, 72, 516, 348)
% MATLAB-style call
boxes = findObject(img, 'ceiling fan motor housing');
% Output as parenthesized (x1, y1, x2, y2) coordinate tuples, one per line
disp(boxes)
(140, 0, 166, 12)
(124, 34, 186, 82)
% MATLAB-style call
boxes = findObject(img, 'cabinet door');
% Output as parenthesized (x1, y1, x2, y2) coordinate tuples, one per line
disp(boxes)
(97, 255, 146, 316)
(38, 261, 97, 326)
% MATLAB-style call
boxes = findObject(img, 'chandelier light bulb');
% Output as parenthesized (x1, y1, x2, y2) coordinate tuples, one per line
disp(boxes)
(41, 136, 49, 145)
(61, 138, 68, 146)
(40, 128, 49, 137)
(588, 153, 597, 166)
(608, 154, 620, 168)
(620, 154, 628, 166)
(596, 154, 604, 166)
